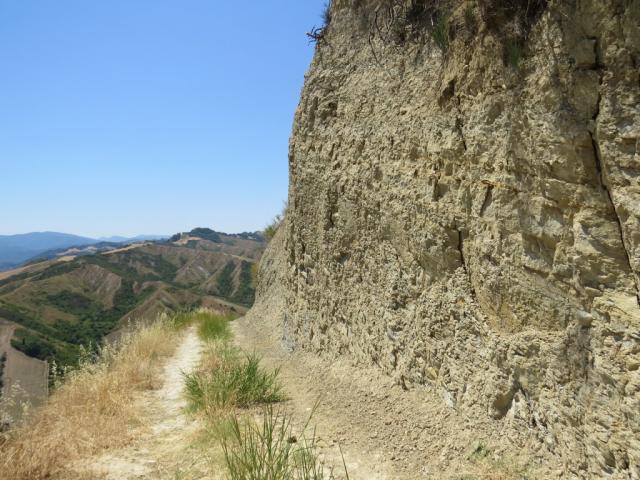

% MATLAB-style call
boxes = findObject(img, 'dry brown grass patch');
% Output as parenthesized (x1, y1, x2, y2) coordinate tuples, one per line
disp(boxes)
(0, 317, 181, 480)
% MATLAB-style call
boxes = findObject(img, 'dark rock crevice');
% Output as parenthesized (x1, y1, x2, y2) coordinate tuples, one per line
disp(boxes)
(456, 228, 477, 301)
(587, 62, 640, 304)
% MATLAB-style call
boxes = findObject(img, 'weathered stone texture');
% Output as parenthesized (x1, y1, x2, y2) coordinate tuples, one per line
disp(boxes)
(261, 1, 640, 477)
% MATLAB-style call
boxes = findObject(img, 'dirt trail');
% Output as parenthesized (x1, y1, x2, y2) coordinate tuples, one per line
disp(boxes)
(232, 317, 401, 480)
(77, 327, 205, 479)
(67, 312, 538, 480)
(79, 318, 404, 479)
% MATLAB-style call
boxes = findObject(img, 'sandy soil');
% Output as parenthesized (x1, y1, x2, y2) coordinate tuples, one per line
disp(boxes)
(76, 327, 206, 479)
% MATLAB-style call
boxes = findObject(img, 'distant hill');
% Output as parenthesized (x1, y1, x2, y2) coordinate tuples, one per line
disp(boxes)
(0, 232, 170, 271)
(169, 227, 264, 243)
(0, 232, 98, 271)
(0, 230, 266, 368)
(98, 235, 169, 243)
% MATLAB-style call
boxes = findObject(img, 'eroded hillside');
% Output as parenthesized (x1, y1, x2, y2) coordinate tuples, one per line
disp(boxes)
(253, 1, 640, 477)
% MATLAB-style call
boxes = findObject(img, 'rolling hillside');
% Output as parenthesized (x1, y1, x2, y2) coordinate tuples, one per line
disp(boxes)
(0, 229, 265, 369)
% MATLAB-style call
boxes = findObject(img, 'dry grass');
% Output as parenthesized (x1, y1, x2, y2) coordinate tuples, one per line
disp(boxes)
(0, 317, 181, 480)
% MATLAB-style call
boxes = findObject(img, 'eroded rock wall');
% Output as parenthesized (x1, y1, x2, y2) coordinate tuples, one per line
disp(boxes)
(261, 1, 640, 477)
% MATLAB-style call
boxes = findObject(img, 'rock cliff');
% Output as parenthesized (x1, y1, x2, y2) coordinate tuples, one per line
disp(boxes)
(255, 1, 640, 477)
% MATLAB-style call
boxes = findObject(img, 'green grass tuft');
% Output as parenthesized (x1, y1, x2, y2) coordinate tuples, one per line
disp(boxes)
(198, 312, 233, 341)
(172, 310, 234, 338)
(431, 13, 449, 52)
(218, 406, 348, 480)
(505, 40, 523, 68)
(184, 344, 283, 412)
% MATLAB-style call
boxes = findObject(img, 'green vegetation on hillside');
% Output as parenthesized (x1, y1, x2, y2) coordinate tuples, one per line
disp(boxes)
(215, 260, 256, 307)
(36, 262, 81, 281)
(46, 290, 99, 316)
(83, 250, 177, 283)
(216, 261, 236, 298)
(5, 280, 154, 365)
(0, 234, 264, 367)
(11, 328, 60, 363)
(190, 228, 222, 243)
(232, 261, 255, 306)
(0, 352, 6, 394)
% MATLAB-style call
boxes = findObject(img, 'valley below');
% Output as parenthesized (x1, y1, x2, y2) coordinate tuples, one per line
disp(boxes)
(0, 229, 265, 415)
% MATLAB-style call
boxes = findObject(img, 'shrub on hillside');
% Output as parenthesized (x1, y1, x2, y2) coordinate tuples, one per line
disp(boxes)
(264, 203, 287, 242)
(343, 0, 547, 65)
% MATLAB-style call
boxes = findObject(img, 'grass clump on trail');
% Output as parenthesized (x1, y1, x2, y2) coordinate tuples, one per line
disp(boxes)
(218, 406, 349, 480)
(185, 345, 283, 412)
(197, 310, 234, 341)
(0, 314, 186, 480)
(186, 311, 347, 480)
(185, 311, 283, 413)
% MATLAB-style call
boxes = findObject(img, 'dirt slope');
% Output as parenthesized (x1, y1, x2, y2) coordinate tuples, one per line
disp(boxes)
(0, 320, 48, 420)
(232, 314, 564, 479)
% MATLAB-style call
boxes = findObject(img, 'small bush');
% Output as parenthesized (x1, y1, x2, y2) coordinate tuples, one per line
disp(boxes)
(0, 352, 6, 393)
(172, 309, 233, 334)
(172, 311, 195, 330)
(478, 0, 547, 37)
(322, 1, 332, 27)
(264, 208, 285, 242)
(308, 2, 332, 44)
(464, 5, 477, 34)
(219, 406, 348, 480)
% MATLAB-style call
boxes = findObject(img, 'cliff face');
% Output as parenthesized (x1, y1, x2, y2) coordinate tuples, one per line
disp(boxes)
(259, 1, 640, 477)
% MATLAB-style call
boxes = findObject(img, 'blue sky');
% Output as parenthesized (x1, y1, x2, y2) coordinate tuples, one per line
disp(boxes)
(0, 1, 325, 237)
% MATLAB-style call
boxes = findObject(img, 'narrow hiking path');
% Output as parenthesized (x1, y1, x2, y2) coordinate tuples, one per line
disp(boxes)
(71, 317, 402, 480)
(75, 326, 206, 479)
(65, 313, 519, 480)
